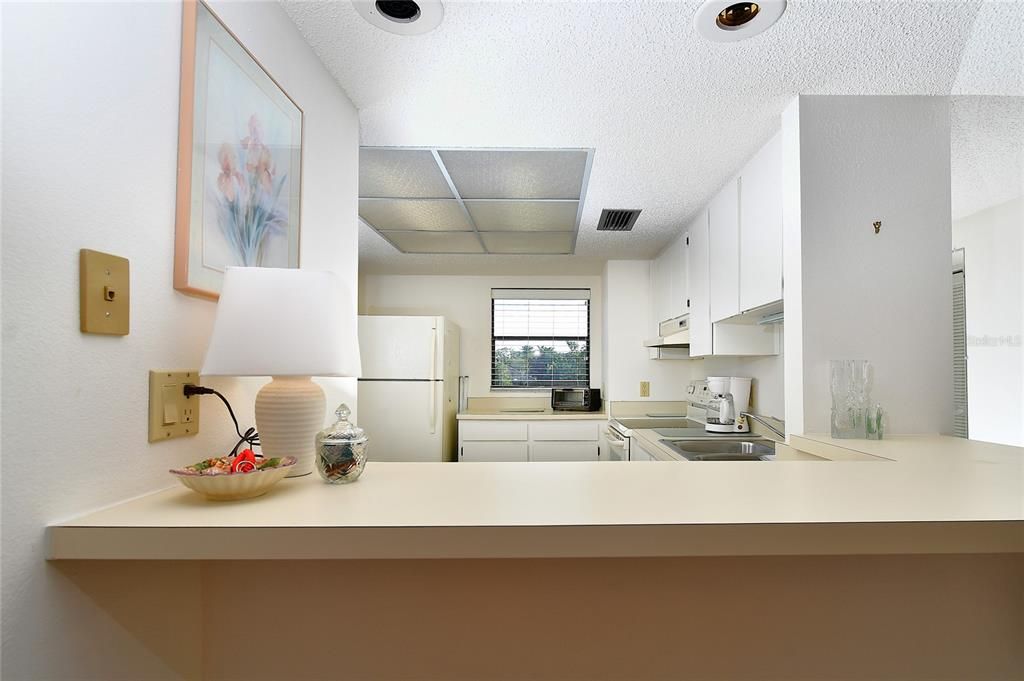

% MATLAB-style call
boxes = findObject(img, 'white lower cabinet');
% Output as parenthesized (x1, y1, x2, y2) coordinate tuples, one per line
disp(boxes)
(458, 421, 528, 441)
(459, 419, 603, 462)
(460, 441, 529, 462)
(630, 441, 655, 462)
(530, 421, 601, 441)
(531, 442, 601, 462)
(626, 446, 651, 462)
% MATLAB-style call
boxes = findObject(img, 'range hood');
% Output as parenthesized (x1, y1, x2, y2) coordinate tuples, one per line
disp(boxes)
(645, 315, 690, 348)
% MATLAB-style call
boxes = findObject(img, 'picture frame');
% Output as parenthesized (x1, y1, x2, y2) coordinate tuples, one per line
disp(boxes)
(174, 0, 303, 300)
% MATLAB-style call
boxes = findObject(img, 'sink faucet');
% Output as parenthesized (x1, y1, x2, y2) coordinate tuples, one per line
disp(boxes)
(740, 412, 785, 440)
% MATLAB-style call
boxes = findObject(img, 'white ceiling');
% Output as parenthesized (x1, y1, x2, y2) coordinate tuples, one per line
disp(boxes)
(280, 0, 1024, 275)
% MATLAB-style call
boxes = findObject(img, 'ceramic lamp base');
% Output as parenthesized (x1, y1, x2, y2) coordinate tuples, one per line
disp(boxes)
(255, 376, 325, 477)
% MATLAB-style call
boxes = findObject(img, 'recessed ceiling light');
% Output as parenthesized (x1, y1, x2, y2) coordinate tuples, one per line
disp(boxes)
(718, 2, 760, 28)
(352, 0, 443, 35)
(376, 0, 420, 23)
(695, 0, 786, 42)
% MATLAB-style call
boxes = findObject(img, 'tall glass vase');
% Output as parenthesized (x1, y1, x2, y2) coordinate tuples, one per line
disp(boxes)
(830, 360, 873, 438)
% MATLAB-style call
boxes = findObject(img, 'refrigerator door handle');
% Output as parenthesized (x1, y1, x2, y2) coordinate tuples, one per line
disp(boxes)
(429, 325, 438, 434)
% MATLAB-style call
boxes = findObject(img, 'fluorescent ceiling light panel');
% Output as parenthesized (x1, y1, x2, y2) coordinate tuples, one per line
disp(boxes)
(381, 231, 485, 254)
(357, 147, 593, 255)
(465, 200, 579, 232)
(359, 148, 454, 198)
(437, 149, 589, 200)
(359, 199, 473, 232)
(480, 232, 574, 255)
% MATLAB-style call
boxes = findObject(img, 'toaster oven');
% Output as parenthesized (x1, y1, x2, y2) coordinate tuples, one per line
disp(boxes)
(551, 388, 602, 412)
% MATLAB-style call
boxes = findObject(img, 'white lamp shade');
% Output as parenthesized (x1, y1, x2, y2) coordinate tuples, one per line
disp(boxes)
(200, 267, 362, 378)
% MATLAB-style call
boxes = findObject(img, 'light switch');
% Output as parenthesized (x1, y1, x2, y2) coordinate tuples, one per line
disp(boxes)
(80, 249, 129, 335)
(639, 381, 651, 398)
(149, 370, 200, 442)
(161, 386, 179, 425)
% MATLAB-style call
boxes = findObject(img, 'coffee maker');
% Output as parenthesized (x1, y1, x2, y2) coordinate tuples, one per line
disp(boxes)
(705, 376, 752, 433)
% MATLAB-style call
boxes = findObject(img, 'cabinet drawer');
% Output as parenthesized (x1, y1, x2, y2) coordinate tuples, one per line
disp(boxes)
(460, 442, 529, 462)
(459, 421, 528, 441)
(530, 442, 600, 462)
(529, 421, 601, 441)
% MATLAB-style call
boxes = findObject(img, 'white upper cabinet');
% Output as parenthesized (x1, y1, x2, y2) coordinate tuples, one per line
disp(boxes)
(645, 128, 782, 358)
(739, 131, 783, 311)
(649, 231, 689, 328)
(686, 210, 712, 357)
(667, 233, 688, 318)
(708, 178, 740, 322)
(650, 245, 672, 326)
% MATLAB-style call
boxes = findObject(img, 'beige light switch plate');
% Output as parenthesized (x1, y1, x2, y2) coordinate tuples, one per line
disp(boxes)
(80, 249, 129, 335)
(639, 381, 651, 398)
(149, 370, 200, 442)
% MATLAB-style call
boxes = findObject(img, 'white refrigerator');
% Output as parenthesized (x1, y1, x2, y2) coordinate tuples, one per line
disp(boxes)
(357, 315, 461, 462)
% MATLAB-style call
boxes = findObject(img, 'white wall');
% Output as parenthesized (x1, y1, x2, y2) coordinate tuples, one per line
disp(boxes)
(1, 2, 359, 678)
(691, 332, 785, 419)
(783, 96, 954, 436)
(603, 260, 690, 401)
(359, 274, 602, 397)
(953, 197, 1024, 446)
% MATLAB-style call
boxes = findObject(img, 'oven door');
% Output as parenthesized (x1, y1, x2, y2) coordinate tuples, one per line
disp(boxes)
(604, 424, 630, 461)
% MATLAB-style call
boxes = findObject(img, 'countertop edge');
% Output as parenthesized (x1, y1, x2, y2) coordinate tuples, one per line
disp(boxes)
(47, 520, 1024, 560)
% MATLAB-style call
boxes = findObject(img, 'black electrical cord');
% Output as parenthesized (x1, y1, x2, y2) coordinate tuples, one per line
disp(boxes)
(183, 384, 260, 457)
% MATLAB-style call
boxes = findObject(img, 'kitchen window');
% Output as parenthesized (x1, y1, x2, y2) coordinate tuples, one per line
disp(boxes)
(491, 289, 590, 390)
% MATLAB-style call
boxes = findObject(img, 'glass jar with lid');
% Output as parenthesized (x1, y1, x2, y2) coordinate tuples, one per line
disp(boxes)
(315, 403, 368, 483)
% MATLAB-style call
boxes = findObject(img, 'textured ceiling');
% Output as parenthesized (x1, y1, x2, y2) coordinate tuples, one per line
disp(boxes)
(280, 0, 1024, 275)
(951, 96, 1024, 220)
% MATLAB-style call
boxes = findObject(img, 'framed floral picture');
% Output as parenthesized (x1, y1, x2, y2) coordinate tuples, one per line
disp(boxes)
(174, 0, 302, 300)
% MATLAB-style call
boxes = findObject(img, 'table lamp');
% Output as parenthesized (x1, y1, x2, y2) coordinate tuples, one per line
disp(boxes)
(200, 267, 361, 477)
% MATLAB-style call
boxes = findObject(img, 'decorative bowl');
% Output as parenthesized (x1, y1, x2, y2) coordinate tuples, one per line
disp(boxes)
(170, 456, 297, 501)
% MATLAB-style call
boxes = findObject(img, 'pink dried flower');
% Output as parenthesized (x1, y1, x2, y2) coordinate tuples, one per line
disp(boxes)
(216, 143, 243, 202)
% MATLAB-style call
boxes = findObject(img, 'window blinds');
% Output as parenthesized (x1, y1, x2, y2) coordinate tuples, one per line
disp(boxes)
(491, 290, 590, 389)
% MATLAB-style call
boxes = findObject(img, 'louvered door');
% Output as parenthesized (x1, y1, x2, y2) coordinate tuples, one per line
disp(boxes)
(952, 265, 968, 438)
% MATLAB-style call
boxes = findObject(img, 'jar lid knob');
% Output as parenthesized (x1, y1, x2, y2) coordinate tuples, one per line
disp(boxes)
(335, 403, 351, 421)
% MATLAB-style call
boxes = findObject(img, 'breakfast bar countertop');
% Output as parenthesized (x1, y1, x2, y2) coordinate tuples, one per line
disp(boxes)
(48, 434, 1024, 561)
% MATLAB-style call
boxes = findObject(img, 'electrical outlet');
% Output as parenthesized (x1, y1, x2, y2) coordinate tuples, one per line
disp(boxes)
(639, 381, 650, 397)
(149, 370, 200, 442)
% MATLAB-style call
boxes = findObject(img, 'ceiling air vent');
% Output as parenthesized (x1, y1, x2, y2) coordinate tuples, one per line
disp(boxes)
(596, 208, 641, 232)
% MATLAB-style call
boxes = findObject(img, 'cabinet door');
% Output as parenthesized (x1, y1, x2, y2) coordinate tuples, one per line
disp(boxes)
(630, 442, 654, 461)
(686, 211, 713, 357)
(460, 442, 529, 462)
(667, 234, 689, 319)
(709, 178, 740, 322)
(650, 248, 672, 327)
(530, 442, 600, 462)
(739, 131, 783, 311)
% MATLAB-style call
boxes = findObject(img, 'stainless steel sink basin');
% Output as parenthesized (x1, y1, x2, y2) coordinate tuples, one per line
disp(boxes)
(658, 439, 775, 461)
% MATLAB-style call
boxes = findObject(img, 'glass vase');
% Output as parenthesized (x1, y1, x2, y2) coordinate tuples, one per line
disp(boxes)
(830, 360, 873, 439)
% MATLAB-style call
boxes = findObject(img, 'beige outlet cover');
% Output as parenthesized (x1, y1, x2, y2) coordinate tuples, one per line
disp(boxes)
(149, 370, 200, 442)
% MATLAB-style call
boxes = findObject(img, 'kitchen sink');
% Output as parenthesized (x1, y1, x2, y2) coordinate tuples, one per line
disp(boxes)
(658, 439, 776, 461)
